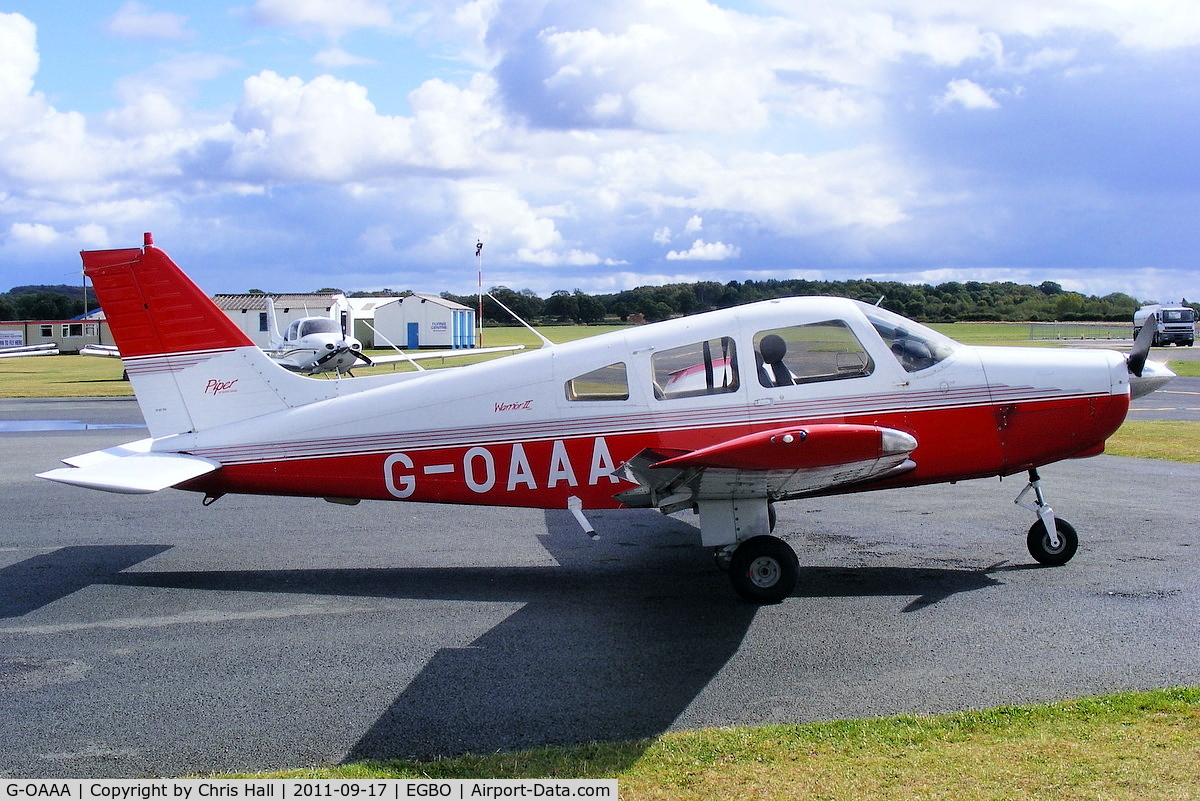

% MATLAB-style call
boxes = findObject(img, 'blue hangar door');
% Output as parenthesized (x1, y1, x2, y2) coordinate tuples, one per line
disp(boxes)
(407, 322, 419, 349)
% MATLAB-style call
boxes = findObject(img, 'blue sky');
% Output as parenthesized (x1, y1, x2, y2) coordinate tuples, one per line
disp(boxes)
(1, 0, 1198, 305)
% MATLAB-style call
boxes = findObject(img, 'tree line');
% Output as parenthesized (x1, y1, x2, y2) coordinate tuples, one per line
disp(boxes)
(4, 278, 1195, 326)
(0, 285, 90, 321)
(441, 278, 1197, 326)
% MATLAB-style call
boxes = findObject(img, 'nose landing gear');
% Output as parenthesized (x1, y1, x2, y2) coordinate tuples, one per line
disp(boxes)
(1015, 468, 1079, 565)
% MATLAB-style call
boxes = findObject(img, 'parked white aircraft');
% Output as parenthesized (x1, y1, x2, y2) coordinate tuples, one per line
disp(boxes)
(264, 297, 522, 375)
(79, 343, 120, 357)
(265, 297, 371, 375)
(0, 343, 59, 359)
(39, 235, 1175, 602)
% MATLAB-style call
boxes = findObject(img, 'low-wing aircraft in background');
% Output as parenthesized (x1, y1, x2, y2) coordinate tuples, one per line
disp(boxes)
(264, 296, 373, 375)
(39, 235, 1175, 602)
(79, 343, 120, 357)
(0, 343, 59, 359)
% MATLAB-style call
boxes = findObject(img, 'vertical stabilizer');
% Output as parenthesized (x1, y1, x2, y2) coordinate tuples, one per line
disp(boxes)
(84, 236, 296, 438)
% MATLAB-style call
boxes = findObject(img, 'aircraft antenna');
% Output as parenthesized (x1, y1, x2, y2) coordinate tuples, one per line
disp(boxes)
(487, 291, 555, 348)
(476, 239, 484, 347)
(363, 321, 426, 371)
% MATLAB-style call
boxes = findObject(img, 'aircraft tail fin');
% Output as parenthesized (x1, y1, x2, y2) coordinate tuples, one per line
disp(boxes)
(85, 234, 299, 438)
(265, 296, 283, 348)
(85, 235, 255, 357)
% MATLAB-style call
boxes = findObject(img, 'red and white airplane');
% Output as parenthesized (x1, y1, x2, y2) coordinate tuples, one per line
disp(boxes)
(39, 234, 1175, 602)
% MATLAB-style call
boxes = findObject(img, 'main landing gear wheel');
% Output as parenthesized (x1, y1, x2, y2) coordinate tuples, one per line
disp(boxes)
(1027, 518, 1078, 566)
(728, 535, 799, 604)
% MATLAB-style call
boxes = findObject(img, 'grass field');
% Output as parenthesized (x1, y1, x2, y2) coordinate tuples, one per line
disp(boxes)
(0, 353, 130, 398)
(231, 687, 1200, 799)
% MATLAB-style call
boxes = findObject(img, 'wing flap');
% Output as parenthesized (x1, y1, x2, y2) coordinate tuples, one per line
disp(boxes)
(38, 448, 220, 494)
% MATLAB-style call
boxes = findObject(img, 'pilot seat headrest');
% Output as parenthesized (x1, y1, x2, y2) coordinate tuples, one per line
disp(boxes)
(759, 334, 787, 363)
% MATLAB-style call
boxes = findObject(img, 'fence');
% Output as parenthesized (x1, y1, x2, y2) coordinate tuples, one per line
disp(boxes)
(1028, 322, 1131, 341)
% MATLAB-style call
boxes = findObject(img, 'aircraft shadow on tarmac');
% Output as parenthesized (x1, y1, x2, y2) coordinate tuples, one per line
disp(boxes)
(1, 512, 1020, 766)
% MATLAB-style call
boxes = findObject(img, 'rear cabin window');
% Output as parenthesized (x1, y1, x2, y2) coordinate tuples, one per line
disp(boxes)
(753, 321, 873, 387)
(652, 337, 739, 400)
(566, 362, 630, 401)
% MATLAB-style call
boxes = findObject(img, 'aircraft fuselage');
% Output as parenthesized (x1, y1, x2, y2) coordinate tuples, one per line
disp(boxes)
(170, 298, 1132, 508)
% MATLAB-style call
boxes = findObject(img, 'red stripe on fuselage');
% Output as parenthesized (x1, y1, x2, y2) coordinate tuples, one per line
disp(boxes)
(181, 392, 1129, 507)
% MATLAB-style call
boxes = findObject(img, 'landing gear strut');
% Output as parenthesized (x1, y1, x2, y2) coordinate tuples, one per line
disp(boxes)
(1015, 468, 1078, 565)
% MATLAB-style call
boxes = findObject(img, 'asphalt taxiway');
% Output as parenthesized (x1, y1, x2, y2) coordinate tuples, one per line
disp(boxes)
(2, 386, 1198, 778)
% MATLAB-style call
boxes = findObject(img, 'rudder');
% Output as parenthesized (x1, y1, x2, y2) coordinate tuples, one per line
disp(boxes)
(85, 234, 295, 438)
(84, 236, 254, 357)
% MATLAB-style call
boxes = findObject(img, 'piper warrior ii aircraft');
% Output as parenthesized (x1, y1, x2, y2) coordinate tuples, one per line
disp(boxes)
(265, 296, 522, 376)
(39, 235, 1175, 602)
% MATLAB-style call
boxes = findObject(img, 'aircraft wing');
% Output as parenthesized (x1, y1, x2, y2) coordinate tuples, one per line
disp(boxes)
(366, 344, 525, 366)
(80, 344, 121, 357)
(615, 423, 918, 510)
(37, 439, 220, 494)
(0, 344, 59, 358)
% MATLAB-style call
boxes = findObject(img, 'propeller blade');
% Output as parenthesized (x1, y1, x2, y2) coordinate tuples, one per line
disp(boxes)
(313, 345, 349, 369)
(1127, 317, 1157, 377)
(353, 350, 374, 366)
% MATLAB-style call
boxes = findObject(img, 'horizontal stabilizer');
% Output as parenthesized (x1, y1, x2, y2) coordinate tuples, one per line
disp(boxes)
(38, 447, 220, 494)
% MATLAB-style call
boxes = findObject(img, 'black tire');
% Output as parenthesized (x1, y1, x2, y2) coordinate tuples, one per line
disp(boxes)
(728, 535, 799, 603)
(1027, 518, 1078, 566)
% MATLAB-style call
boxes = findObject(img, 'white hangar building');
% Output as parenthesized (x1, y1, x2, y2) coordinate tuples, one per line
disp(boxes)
(374, 294, 477, 350)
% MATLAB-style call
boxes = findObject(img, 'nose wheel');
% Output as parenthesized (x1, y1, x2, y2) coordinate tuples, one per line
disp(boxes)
(1016, 468, 1079, 566)
(1027, 518, 1078, 565)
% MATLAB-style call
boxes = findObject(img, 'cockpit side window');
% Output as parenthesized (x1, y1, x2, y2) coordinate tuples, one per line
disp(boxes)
(566, 362, 630, 401)
(865, 307, 958, 373)
(652, 337, 739, 400)
(753, 321, 873, 387)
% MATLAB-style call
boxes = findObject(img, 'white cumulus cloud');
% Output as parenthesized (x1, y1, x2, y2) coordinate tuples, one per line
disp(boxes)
(666, 239, 741, 261)
(937, 78, 1001, 110)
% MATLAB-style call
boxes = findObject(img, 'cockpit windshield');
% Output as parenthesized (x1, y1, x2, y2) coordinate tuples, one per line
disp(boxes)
(298, 318, 342, 338)
(860, 303, 959, 373)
